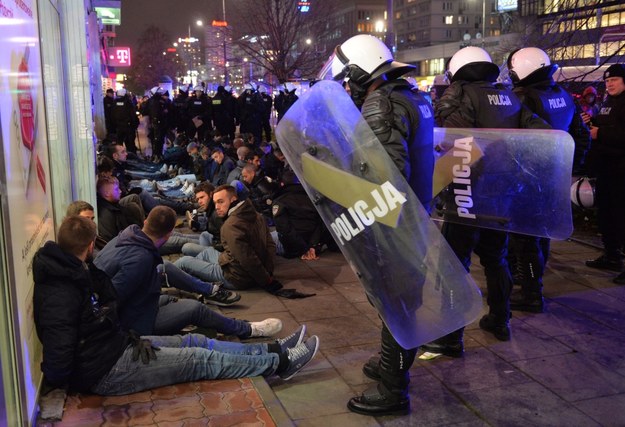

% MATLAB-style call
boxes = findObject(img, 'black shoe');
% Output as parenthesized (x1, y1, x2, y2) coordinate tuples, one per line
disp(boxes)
(201, 287, 241, 307)
(585, 255, 623, 272)
(613, 271, 625, 285)
(420, 340, 464, 358)
(479, 314, 511, 341)
(347, 384, 409, 416)
(362, 356, 381, 381)
(509, 290, 544, 313)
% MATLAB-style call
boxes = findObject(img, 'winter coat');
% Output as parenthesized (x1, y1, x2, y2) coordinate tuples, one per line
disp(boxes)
(219, 199, 275, 289)
(94, 225, 163, 335)
(33, 241, 130, 392)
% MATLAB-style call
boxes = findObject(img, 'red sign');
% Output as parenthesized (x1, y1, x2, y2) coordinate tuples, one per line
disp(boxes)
(212, 20, 228, 27)
(108, 47, 132, 67)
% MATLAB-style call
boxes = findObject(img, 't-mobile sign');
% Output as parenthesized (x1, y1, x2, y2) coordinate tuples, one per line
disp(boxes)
(108, 47, 131, 67)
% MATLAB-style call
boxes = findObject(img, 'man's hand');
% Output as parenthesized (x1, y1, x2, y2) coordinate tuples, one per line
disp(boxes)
(590, 126, 598, 140)
(130, 331, 160, 364)
(301, 247, 319, 261)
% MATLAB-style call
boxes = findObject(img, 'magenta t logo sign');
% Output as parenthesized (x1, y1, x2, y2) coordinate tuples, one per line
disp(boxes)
(109, 47, 132, 67)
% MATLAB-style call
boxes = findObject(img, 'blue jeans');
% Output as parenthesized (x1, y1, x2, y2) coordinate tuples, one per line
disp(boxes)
(154, 295, 251, 337)
(174, 247, 235, 288)
(159, 260, 215, 296)
(270, 231, 284, 256)
(181, 232, 214, 256)
(91, 333, 278, 395)
(160, 232, 203, 255)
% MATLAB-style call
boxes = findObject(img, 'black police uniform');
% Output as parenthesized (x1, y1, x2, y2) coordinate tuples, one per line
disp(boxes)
(171, 90, 189, 134)
(357, 79, 434, 408)
(259, 91, 273, 142)
(212, 86, 237, 140)
(435, 75, 550, 340)
(111, 94, 140, 154)
(588, 82, 625, 276)
(187, 93, 212, 143)
(508, 73, 590, 311)
(238, 90, 264, 145)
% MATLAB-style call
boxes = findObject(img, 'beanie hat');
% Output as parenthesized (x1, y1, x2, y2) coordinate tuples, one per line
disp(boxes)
(603, 64, 625, 80)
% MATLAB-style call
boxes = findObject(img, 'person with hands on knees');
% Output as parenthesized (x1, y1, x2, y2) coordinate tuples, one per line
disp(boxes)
(33, 215, 320, 396)
(175, 185, 314, 298)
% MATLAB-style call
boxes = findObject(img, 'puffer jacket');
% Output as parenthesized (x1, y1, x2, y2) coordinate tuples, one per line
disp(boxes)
(33, 241, 130, 392)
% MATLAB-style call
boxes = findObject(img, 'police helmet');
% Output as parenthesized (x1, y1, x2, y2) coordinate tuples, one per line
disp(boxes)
(116, 88, 127, 97)
(570, 176, 596, 208)
(193, 85, 204, 92)
(224, 85, 232, 92)
(258, 86, 267, 94)
(508, 47, 557, 84)
(447, 46, 500, 83)
(178, 84, 189, 93)
(330, 34, 415, 86)
(149, 86, 160, 96)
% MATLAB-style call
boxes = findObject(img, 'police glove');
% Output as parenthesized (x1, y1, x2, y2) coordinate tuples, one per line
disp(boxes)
(129, 330, 160, 365)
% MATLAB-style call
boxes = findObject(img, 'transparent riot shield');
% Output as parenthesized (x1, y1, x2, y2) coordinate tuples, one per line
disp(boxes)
(431, 127, 574, 240)
(276, 80, 483, 349)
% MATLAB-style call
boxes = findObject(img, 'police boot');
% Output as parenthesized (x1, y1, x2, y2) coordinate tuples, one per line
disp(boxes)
(362, 355, 381, 381)
(348, 325, 414, 416)
(509, 253, 544, 313)
(586, 253, 623, 272)
(420, 328, 464, 358)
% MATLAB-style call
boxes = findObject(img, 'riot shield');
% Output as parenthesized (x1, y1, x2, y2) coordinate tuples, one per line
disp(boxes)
(276, 80, 483, 349)
(431, 128, 574, 240)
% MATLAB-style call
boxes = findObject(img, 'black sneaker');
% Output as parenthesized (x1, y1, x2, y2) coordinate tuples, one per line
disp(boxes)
(585, 255, 623, 272)
(277, 325, 306, 353)
(202, 287, 241, 307)
(479, 314, 511, 341)
(279, 336, 319, 380)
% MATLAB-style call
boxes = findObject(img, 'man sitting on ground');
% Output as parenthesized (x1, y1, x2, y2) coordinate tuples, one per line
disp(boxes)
(94, 206, 266, 336)
(33, 215, 320, 396)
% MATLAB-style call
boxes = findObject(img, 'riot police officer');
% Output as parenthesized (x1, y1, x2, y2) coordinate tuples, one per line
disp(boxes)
(111, 88, 140, 154)
(172, 84, 190, 134)
(429, 47, 549, 353)
(187, 85, 212, 143)
(258, 86, 273, 142)
(212, 85, 237, 140)
(327, 34, 435, 416)
(506, 47, 590, 312)
(238, 83, 263, 146)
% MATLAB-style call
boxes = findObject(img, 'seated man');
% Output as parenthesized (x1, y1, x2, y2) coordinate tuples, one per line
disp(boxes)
(271, 170, 332, 260)
(71, 199, 238, 307)
(182, 181, 224, 256)
(175, 185, 280, 293)
(96, 175, 144, 243)
(240, 163, 279, 222)
(94, 206, 265, 336)
(209, 147, 235, 187)
(33, 215, 320, 396)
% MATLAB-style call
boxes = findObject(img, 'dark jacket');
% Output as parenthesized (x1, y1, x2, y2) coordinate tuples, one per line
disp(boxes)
(96, 195, 142, 243)
(273, 184, 325, 258)
(219, 199, 275, 288)
(33, 241, 130, 392)
(593, 91, 625, 158)
(93, 225, 163, 335)
(210, 156, 235, 186)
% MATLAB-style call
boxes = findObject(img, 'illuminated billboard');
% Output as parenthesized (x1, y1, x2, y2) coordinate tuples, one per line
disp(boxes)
(108, 47, 131, 67)
(95, 7, 121, 25)
(298, 1, 311, 12)
(497, 0, 517, 12)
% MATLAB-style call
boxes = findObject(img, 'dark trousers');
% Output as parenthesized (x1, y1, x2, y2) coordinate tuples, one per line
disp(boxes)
(442, 222, 512, 322)
(596, 164, 625, 256)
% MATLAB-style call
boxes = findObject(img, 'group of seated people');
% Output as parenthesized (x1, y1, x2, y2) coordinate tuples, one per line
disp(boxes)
(33, 134, 335, 398)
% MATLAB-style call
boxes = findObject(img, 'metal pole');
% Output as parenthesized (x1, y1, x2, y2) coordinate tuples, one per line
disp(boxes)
(222, 0, 229, 85)
(482, 0, 486, 47)
(385, 0, 394, 51)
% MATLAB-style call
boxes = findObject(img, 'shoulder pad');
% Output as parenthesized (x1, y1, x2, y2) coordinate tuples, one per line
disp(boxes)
(361, 90, 394, 138)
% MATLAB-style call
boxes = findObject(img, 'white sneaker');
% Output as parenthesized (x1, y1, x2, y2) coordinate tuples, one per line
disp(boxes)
(184, 183, 195, 196)
(168, 165, 175, 173)
(181, 180, 190, 191)
(160, 164, 168, 174)
(250, 318, 283, 337)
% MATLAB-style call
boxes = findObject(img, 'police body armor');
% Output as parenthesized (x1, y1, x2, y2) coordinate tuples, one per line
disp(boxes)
(518, 85, 574, 131)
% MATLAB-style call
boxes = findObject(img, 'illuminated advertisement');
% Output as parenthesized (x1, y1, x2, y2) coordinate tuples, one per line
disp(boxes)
(95, 6, 121, 25)
(108, 46, 131, 67)
(497, 0, 517, 12)
(298, 1, 311, 12)
(0, 0, 54, 418)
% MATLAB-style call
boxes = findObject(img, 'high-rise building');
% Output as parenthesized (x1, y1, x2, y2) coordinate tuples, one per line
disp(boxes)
(394, 0, 500, 50)
(203, 22, 233, 85)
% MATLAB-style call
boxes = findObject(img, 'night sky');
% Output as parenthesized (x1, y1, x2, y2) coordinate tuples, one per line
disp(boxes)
(115, 0, 222, 53)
